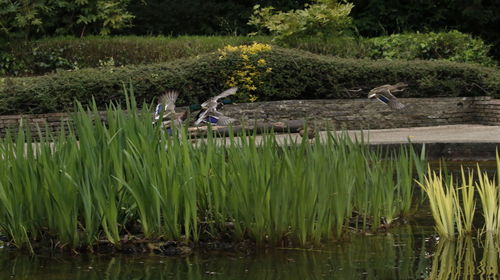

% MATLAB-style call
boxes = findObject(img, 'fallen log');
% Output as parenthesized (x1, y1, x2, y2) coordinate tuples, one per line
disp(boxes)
(186, 120, 309, 137)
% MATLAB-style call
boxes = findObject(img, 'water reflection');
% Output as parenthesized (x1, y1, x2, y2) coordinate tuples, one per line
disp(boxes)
(478, 234, 499, 279)
(428, 234, 499, 280)
(0, 226, 498, 280)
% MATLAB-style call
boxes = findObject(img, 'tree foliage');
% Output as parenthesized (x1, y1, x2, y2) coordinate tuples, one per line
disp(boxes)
(123, 0, 500, 60)
(248, 0, 354, 42)
(0, 0, 134, 40)
(122, 0, 308, 36)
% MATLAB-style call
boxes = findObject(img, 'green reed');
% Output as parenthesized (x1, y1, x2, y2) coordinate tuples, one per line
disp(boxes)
(0, 92, 427, 250)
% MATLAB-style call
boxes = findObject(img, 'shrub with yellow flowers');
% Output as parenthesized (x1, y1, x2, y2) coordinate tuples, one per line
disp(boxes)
(218, 42, 273, 102)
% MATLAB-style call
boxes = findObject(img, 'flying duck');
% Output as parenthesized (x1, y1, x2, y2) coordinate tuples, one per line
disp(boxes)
(194, 87, 238, 126)
(368, 82, 408, 110)
(154, 90, 185, 129)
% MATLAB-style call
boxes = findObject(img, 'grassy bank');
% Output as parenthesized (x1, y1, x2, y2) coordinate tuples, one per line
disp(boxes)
(0, 92, 427, 252)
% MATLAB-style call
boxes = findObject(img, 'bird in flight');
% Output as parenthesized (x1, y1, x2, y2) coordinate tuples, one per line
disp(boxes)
(194, 87, 238, 126)
(154, 90, 185, 129)
(368, 82, 408, 110)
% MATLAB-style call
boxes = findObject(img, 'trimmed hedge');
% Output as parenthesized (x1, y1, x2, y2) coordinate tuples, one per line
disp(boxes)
(2, 35, 272, 77)
(2, 32, 496, 78)
(0, 47, 498, 115)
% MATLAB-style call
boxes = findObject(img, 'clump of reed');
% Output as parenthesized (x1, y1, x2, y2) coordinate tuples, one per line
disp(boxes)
(417, 170, 457, 239)
(476, 156, 500, 235)
(418, 153, 500, 239)
(0, 89, 427, 251)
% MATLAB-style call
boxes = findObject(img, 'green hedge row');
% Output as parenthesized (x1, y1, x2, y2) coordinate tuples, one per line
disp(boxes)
(0, 47, 498, 115)
(1, 36, 272, 77)
(2, 31, 496, 77)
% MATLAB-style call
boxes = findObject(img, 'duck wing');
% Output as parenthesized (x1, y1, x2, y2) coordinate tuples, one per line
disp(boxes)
(390, 82, 408, 91)
(383, 91, 406, 110)
(154, 104, 163, 119)
(216, 115, 236, 126)
(201, 87, 238, 110)
(210, 87, 238, 103)
(194, 109, 209, 126)
(368, 85, 390, 98)
(159, 90, 179, 113)
(200, 98, 214, 110)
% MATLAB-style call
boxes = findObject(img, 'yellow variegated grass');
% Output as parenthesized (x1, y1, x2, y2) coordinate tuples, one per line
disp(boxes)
(475, 151, 500, 235)
(417, 169, 457, 238)
(476, 166, 499, 234)
(457, 167, 475, 236)
(419, 153, 500, 238)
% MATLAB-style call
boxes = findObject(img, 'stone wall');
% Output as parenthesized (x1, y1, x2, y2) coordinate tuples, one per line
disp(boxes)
(222, 96, 490, 129)
(472, 98, 500, 125)
(0, 112, 107, 137)
(0, 96, 497, 137)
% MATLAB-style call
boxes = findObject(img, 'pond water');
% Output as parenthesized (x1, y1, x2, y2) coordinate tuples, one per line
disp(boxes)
(1, 219, 498, 280)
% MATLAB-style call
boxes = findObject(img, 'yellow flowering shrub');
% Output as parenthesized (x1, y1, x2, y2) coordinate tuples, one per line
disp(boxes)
(219, 42, 273, 102)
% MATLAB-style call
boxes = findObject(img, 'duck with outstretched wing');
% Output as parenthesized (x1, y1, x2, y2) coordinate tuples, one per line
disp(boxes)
(154, 90, 185, 131)
(368, 82, 408, 110)
(194, 87, 238, 126)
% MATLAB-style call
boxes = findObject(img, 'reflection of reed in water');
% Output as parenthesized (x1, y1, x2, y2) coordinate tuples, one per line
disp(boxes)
(457, 237, 476, 280)
(478, 234, 499, 279)
(6, 225, 497, 280)
(429, 235, 500, 280)
(429, 239, 459, 280)
(0, 226, 424, 280)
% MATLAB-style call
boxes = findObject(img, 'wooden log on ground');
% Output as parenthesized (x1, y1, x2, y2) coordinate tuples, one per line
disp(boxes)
(186, 120, 309, 137)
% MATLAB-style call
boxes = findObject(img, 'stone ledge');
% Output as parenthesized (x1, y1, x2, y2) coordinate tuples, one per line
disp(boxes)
(0, 96, 498, 138)
(375, 142, 500, 161)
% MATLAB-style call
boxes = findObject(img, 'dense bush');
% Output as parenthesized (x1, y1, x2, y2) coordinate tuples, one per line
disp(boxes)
(0, 47, 497, 115)
(272, 31, 495, 66)
(248, 0, 354, 42)
(366, 31, 495, 66)
(350, 0, 500, 60)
